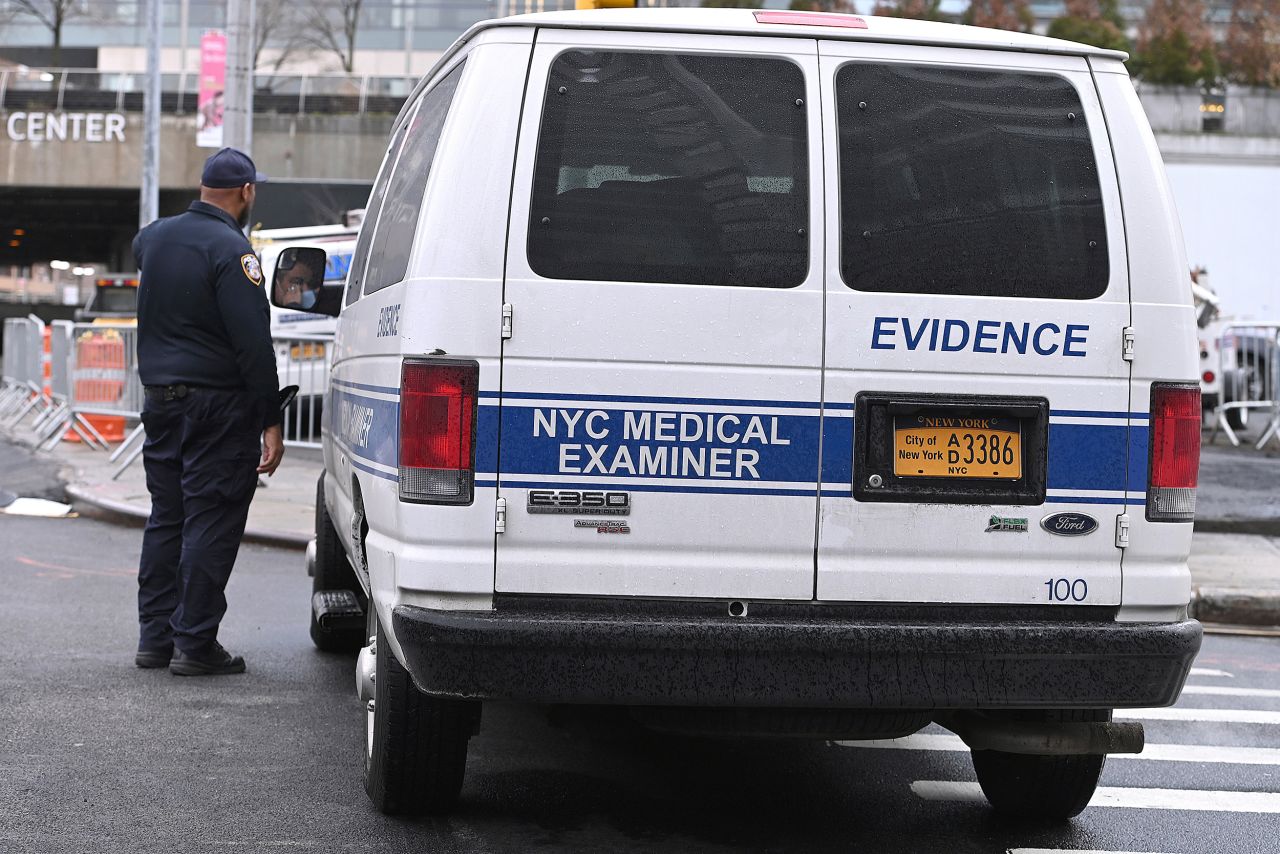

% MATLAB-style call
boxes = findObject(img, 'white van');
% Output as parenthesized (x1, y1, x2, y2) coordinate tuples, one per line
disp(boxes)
(273, 9, 1203, 822)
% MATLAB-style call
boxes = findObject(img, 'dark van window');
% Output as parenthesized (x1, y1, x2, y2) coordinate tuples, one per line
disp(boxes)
(528, 51, 808, 288)
(363, 63, 465, 296)
(344, 118, 411, 306)
(837, 64, 1108, 299)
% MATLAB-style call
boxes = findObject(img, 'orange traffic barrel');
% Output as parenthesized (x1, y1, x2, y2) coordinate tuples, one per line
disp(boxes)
(65, 329, 127, 444)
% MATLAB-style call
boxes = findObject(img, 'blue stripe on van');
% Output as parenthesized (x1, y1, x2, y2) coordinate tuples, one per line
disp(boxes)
(484, 389, 848, 410)
(1128, 424, 1151, 493)
(1046, 423, 1128, 492)
(332, 378, 400, 396)
(1051, 409, 1149, 420)
(335, 386, 1143, 499)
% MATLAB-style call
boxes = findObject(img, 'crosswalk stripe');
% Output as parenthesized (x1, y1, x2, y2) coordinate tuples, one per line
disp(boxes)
(836, 733, 1280, 765)
(912, 781, 1280, 812)
(1180, 685, 1280, 699)
(1189, 667, 1234, 679)
(1117, 708, 1280, 725)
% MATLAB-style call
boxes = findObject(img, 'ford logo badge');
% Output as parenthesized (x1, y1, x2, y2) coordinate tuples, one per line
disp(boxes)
(1041, 512, 1098, 537)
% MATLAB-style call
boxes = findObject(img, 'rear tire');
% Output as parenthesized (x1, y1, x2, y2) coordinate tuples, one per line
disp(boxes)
(364, 616, 478, 815)
(1224, 361, 1260, 431)
(970, 709, 1109, 821)
(310, 472, 366, 653)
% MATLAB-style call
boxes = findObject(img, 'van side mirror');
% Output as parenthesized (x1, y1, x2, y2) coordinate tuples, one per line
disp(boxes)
(1196, 300, 1217, 329)
(271, 246, 342, 317)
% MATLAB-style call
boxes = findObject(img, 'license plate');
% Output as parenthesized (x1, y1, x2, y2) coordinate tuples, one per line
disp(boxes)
(290, 342, 325, 360)
(893, 414, 1022, 479)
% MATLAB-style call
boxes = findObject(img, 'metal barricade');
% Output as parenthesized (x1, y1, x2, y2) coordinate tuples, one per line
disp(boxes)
(0, 317, 32, 414)
(274, 333, 333, 449)
(34, 321, 105, 449)
(2, 315, 49, 425)
(1213, 321, 1280, 449)
(36, 324, 147, 472)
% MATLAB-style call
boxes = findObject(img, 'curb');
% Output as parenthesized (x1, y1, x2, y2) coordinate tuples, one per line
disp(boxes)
(1191, 586, 1280, 628)
(66, 484, 311, 551)
(1194, 517, 1280, 538)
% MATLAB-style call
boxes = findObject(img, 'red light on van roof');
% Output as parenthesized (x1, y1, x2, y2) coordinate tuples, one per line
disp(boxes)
(754, 10, 868, 29)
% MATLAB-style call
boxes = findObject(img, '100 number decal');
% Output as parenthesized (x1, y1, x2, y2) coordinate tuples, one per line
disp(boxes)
(1045, 578, 1088, 602)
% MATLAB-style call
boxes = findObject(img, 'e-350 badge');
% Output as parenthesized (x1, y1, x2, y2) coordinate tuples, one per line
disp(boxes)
(527, 489, 631, 515)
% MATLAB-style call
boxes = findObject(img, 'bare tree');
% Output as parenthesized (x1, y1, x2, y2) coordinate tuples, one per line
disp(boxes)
(10, 0, 89, 67)
(303, 0, 365, 74)
(964, 0, 1034, 31)
(1224, 0, 1280, 88)
(255, 0, 307, 75)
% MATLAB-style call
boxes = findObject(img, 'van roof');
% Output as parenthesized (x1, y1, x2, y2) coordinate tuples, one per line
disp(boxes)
(399, 9, 1127, 137)
(491, 8, 1127, 61)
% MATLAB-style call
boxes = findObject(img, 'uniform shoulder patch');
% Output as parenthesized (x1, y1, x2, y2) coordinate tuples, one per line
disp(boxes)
(240, 253, 263, 285)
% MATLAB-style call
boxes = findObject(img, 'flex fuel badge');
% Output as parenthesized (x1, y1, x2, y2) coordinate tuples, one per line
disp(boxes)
(985, 515, 1028, 533)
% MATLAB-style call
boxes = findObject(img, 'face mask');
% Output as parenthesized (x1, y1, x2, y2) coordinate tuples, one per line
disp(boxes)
(300, 289, 317, 310)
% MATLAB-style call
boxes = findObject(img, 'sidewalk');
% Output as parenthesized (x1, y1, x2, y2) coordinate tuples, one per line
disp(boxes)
(53, 437, 320, 549)
(4, 422, 1278, 626)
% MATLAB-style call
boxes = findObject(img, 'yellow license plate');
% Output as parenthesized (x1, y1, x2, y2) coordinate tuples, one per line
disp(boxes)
(290, 342, 325, 360)
(893, 415, 1022, 479)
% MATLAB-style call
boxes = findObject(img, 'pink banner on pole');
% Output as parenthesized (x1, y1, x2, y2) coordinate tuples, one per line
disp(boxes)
(196, 30, 226, 148)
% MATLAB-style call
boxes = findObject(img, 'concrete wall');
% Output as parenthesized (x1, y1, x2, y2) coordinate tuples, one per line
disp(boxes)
(1134, 85, 1206, 134)
(1135, 84, 1280, 137)
(1225, 86, 1280, 137)
(0, 113, 395, 190)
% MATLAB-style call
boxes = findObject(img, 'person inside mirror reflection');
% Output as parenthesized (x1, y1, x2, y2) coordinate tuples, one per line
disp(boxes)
(278, 256, 321, 311)
(131, 146, 284, 677)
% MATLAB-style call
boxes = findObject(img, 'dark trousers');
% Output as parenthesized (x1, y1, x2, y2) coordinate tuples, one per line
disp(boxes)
(137, 388, 262, 656)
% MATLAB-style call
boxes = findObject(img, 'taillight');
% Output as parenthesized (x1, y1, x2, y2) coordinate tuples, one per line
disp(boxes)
(1147, 383, 1200, 522)
(399, 359, 477, 505)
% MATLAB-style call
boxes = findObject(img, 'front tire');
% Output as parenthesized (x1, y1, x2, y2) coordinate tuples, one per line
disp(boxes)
(364, 616, 478, 816)
(1224, 362, 1260, 431)
(310, 472, 366, 653)
(970, 709, 1109, 821)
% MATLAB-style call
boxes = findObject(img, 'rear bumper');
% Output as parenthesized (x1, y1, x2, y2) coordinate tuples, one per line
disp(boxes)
(393, 600, 1201, 710)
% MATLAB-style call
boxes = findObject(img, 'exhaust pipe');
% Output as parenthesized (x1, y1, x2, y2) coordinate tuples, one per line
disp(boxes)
(936, 711, 1144, 756)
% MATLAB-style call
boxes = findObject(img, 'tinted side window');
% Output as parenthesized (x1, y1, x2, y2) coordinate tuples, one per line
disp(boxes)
(837, 64, 1108, 299)
(363, 63, 464, 296)
(528, 51, 808, 288)
(345, 118, 411, 307)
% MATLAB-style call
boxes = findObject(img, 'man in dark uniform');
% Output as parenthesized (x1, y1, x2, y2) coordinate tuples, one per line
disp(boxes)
(132, 147, 285, 676)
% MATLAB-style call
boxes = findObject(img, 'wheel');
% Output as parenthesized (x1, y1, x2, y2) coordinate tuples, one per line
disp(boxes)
(310, 472, 366, 653)
(1224, 361, 1260, 431)
(364, 615, 478, 815)
(970, 709, 1109, 821)
(1226, 405, 1250, 431)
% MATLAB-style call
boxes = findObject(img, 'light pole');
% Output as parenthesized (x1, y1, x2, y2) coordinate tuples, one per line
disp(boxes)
(140, 0, 161, 228)
(224, 0, 256, 154)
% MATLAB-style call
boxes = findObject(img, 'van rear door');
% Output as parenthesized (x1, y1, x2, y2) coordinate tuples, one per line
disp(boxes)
(493, 31, 824, 600)
(815, 43, 1133, 606)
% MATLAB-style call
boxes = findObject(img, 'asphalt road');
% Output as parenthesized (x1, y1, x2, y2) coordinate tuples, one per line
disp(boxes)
(4, 457, 1280, 852)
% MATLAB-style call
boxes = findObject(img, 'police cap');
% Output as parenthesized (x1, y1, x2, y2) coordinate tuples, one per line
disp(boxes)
(201, 147, 268, 188)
